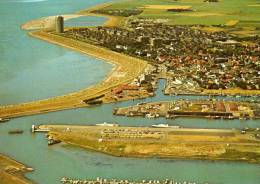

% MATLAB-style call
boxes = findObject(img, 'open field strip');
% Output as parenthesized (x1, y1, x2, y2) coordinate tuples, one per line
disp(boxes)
(37, 125, 260, 163)
(142, 5, 192, 10)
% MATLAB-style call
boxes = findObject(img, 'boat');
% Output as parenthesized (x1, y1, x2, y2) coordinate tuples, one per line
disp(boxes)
(223, 115, 236, 120)
(48, 137, 61, 145)
(137, 102, 147, 105)
(151, 124, 180, 128)
(0, 118, 10, 123)
(95, 122, 119, 127)
(8, 130, 23, 134)
(211, 116, 221, 119)
(152, 124, 170, 128)
(146, 113, 155, 118)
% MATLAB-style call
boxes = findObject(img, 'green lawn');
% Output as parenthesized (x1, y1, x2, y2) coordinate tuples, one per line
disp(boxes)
(101, 0, 260, 35)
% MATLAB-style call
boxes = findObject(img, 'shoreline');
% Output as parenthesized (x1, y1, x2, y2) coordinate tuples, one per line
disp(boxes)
(0, 30, 147, 119)
(0, 154, 34, 184)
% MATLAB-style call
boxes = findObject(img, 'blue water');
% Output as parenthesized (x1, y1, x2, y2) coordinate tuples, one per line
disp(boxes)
(0, 0, 112, 105)
(65, 16, 107, 27)
(0, 0, 260, 184)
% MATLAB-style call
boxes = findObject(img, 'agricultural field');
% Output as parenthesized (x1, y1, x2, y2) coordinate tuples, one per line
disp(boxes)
(94, 0, 260, 36)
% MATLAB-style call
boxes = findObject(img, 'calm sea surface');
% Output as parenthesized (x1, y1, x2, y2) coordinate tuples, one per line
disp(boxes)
(0, 0, 259, 184)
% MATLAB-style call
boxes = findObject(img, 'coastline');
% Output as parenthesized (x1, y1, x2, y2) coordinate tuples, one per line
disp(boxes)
(0, 30, 147, 119)
(0, 154, 34, 184)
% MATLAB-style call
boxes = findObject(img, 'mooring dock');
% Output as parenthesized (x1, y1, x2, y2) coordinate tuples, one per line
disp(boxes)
(31, 125, 50, 133)
(60, 177, 209, 184)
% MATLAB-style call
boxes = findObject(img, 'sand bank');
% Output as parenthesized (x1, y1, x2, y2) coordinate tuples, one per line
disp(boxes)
(21, 14, 83, 30)
(0, 154, 34, 184)
(21, 1, 122, 30)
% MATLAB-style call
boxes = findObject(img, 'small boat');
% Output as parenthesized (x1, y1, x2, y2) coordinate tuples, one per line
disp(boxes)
(137, 102, 147, 105)
(223, 115, 236, 120)
(151, 124, 181, 128)
(8, 130, 23, 134)
(0, 118, 10, 123)
(48, 138, 61, 145)
(211, 116, 221, 119)
(152, 124, 170, 128)
(146, 113, 156, 118)
(96, 122, 119, 127)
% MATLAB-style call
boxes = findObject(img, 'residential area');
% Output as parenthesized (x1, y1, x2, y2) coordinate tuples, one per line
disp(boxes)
(63, 20, 260, 95)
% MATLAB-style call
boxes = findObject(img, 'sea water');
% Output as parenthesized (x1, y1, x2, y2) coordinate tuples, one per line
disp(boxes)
(0, 0, 112, 105)
(0, 0, 260, 184)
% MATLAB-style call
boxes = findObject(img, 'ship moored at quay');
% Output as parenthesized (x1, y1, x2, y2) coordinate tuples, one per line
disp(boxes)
(60, 177, 209, 184)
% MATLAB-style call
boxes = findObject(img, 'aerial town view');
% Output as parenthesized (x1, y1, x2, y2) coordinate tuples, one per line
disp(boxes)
(0, 0, 260, 184)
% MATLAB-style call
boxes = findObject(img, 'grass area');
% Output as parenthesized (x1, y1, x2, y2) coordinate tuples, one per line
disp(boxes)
(94, 0, 260, 35)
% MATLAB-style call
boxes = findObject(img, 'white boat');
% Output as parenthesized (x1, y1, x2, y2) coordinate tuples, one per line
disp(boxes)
(152, 124, 180, 128)
(146, 113, 155, 118)
(0, 118, 10, 123)
(152, 124, 170, 128)
(95, 122, 119, 127)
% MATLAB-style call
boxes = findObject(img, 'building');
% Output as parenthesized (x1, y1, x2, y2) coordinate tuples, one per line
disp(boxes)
(55, 16, 64, 33)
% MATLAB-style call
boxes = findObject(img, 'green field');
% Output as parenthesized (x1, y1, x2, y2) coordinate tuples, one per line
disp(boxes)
(98, 0, 260, 36)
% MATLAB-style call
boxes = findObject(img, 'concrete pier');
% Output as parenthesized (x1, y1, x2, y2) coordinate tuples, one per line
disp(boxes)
(31, 125, 50, 133)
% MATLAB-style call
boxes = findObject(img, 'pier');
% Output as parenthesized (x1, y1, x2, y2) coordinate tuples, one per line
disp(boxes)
(60, 177, 209, 184)
(31, 125, 50, 133)
(113, 100, 260, 120)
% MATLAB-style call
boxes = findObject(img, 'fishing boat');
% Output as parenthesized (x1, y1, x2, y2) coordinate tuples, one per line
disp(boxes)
(0, 118, 10, 123)
(8, 130, 23, 134)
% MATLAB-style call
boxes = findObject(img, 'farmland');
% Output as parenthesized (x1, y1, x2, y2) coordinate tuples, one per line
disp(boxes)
(85, 0, 260, 36)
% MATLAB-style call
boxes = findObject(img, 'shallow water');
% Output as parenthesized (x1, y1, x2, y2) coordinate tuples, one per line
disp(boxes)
(65, 16, 107, 27)
(0, 0, 260, 184)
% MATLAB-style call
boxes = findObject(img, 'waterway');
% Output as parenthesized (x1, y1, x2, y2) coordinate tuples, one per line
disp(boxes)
(0, 0, 260, 184)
